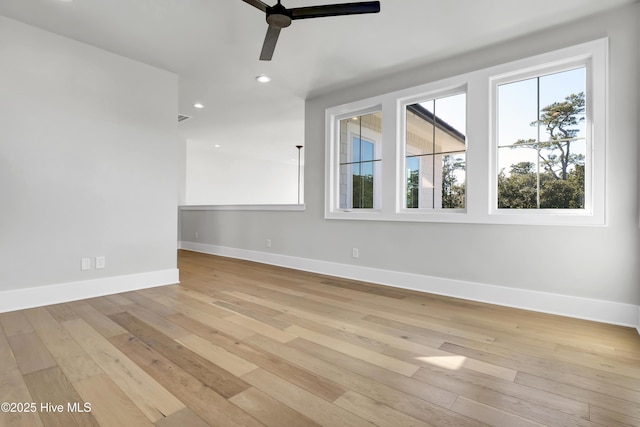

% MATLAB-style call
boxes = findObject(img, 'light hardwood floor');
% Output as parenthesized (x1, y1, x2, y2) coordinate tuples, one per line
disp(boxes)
(1, 250, 639, 426)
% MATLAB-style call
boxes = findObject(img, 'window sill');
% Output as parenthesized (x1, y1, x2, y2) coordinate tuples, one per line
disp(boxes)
(325, 209, 604, 226)
(180, 204, 305, 212)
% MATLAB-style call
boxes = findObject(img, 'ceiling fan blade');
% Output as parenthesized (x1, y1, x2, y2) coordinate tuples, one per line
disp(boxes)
(242, 0, 269, 12)
(290, 1, 380, 20)
(260, 25, 281, 61)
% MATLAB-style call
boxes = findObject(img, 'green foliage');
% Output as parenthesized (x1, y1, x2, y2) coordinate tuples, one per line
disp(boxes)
(406, 155, 466, 208)
(353, 174, 374, 208)
(498, 164, 585, 209)
(407, 169, 419, 208)
(498, 166, 538, 209)
(499, 92, 586, 209)
(441, 155, 465, 208)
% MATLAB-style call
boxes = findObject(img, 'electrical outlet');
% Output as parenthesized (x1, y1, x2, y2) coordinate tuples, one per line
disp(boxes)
(96, 256, 106, 269)
(81, 258, 91, 271)
(266, 239, 272, 248)
(352, 248, 359, 259)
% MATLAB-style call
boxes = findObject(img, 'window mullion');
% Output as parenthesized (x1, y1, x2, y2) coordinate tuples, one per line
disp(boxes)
(379, 96, 396, 215)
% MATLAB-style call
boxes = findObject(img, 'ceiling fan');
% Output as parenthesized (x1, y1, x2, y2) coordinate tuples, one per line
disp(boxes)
(242, 0, 381, 61)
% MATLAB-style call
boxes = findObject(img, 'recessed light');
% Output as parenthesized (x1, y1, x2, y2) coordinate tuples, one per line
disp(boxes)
(214, 144, 221, 148)
(256, 75, 271, 83)
(193, 103, 204, 109)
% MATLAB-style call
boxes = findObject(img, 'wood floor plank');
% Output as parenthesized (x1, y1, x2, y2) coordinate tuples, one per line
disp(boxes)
(589, 405, 640, 427)
(103, 294, 134, 307)
(223, 313, 296, 343)
(411, 365, 591, 424)
(214, 300, 292, 330)
(23, 366, 99, 427)
(0, 322, 18, 373)
(109, 333, 265, 427)
(247, 335, 478, 426)
(243, 368, 376, 427)
(86, 297, 125, 316)
(0, 368, 44, 427)
(280, 307, 446, 349)
(109, 311, 251, 398)
(166, 305, 256, 340)
(154, 408, 210, 427)
(177, 334, 258, 377)
(451, 396, 544, 427)
(61, 318, 185, 422)
(230, 285, 496, 345)
(363, 313, 529, 351)
(142, 287, 232, 319)
(229, 387, 322, 427)
(281, 311, 516, 382)
(169, 313, 346, 402)
(7, 332, 57, 375)
(0, 311, 35, 337)
(285, 324, 419, 376)
(23, 307, 103, 383)
(334, 390, 434, 427)
(554, 344, 640, 378)
(71, 303, 128, 338)
(73, 373, 154, 427)
(318, 277, 409, 299)
(45, 303, 79, 323)
(125, 304, 191, 339)
(223, 288, 367, 324)
(119, 291, 178, 318)
(515, 372, 640, 420)
(208, 290, 285, 318)
(441, 340, 640, 399)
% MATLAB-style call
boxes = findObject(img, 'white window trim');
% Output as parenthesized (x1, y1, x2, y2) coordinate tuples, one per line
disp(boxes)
(326, 103, 383, 216)
(325, 38, 607, 225)
(488, 39, 607, 225)
(344, 124, 381, 210)
(397, 86, 468, 213)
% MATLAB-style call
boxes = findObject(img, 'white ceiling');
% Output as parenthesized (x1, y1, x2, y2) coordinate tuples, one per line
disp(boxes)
(0, 0, 635, 163)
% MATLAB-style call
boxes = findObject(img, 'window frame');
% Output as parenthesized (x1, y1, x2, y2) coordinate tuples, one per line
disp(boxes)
(324, 38, 607, 225)
(398, 87, 468, 213)
(343, 122, 382, 210)
(488, 39, 607, 225)
(326, 103, 383, 216)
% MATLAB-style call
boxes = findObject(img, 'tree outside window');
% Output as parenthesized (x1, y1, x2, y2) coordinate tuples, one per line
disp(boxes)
(497, 67, 586, 209)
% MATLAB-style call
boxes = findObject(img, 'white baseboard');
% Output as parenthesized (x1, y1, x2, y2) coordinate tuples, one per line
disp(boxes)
(180, 241, 640, 331)
(0, 269, 179, 314)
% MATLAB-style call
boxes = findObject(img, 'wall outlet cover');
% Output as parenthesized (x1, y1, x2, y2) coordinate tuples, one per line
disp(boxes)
(96, 256, 106, 269)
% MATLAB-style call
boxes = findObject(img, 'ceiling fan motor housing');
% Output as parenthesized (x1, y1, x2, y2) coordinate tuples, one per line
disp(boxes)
(266, 3, 292, 28)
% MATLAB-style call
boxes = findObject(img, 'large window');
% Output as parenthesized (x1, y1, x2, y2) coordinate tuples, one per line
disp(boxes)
(339, 112, 382, 209)
(325, 39, 606, 225)
(497, 67, 586, 210)
(404, 93, 466, 210)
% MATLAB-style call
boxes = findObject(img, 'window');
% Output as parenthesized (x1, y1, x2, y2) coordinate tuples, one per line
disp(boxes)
(404, 93, 467, 210)
(337, 111, 382, 210)
(325, 39, 606, 225)
(496, 67, 586, 210)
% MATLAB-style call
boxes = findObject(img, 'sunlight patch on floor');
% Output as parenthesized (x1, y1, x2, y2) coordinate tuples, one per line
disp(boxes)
(415, 355, 467, 370)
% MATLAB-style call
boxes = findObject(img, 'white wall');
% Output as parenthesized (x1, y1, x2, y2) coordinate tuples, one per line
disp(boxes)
(180, 4, 640, 325)
(185, 144, 301, 205)
(0, 17, 179, 297)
